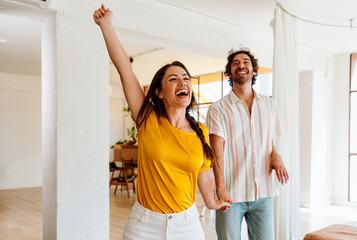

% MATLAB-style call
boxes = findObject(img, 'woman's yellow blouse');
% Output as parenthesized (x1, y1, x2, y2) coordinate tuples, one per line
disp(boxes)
(136, 111, 211, 213)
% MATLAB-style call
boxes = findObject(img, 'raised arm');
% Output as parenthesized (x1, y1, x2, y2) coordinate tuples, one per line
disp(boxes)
(210, 134, 232, 206)
(93, 4, 145, 121)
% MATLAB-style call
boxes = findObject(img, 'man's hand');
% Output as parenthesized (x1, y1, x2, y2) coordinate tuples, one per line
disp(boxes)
(198, 169, 231, 212)
(269, 150, 289, 184)
(93, 4, 113, 27)
(212, 199, 231, 212)
(216, 187, 232, 212)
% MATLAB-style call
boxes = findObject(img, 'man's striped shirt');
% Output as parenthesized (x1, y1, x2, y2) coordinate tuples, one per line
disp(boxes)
(205, 90, 282, 202)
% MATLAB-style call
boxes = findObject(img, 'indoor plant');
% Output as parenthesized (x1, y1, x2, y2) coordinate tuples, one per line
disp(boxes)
(110, 107, 138, 149)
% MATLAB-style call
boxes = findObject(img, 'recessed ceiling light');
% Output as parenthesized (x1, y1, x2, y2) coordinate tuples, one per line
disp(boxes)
(0, 39, 8, 44)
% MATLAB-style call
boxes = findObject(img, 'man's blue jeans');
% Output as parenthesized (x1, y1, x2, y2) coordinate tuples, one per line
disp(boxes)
(216, 197, 274, 240)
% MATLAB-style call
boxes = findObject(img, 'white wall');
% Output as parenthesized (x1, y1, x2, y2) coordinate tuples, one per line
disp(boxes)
(0, 72, 42, 189)
(310, 69, 334, 207)
(299, 71, 313, 207)
(297, 47, 335, 207)
(0, 65, 131, 191)
(332, 53, 351, 205)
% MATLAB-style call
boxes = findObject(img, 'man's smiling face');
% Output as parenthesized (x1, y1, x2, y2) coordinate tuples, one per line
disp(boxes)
(230, 53, 257, 86)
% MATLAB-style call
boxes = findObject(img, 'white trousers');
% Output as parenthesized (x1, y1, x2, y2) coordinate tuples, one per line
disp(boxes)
(123, 201, 205, 240)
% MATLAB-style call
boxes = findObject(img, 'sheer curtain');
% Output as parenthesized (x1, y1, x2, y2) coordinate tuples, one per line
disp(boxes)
(271, 6, 300, 240)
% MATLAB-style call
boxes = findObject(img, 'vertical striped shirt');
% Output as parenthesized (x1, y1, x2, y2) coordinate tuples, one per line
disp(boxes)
(205, 90, 282, 203)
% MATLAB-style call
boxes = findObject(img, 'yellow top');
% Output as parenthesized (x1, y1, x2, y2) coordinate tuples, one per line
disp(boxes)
(137, 111, 211, 213)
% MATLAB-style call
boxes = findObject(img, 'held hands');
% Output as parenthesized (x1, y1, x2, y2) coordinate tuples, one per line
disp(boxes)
(212, 199, 231, 213)
(93, 4, 113, 27)
(269, 151, 289, 184)
(216, 187, 233, 212)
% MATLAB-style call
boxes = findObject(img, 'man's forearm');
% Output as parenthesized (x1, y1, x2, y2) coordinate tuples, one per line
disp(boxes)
(213, 157, 226, 190)
(209, 134, 229, 199)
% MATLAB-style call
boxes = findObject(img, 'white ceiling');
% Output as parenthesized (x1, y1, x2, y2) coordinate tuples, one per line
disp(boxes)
(0, 13, 41, 76)
(158, 0, 357, 52)
(0, 0, 357, 77)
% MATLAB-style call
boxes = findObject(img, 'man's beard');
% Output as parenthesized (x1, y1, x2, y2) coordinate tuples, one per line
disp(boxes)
(231, 75, 251, 85)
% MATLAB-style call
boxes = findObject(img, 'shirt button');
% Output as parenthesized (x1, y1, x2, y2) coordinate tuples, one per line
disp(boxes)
(168, 215, 172, 219)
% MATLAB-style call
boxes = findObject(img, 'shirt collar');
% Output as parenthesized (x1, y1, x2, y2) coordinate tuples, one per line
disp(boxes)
(228, 88, 262, 104)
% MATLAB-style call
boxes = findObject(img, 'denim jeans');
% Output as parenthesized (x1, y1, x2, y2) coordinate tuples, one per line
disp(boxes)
(216, 197, 274, 240)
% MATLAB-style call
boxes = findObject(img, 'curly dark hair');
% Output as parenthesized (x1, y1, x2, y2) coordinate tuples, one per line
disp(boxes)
(136, 61, 215, 162)
(224, 48, 259, 87)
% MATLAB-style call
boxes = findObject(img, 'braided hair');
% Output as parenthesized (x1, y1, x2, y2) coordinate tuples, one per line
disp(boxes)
(136, 61, 215, 163)
(185, 112, 215, 162)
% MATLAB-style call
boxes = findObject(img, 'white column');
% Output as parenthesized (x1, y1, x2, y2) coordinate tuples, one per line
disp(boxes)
(42, 10, 109, 240)
(42, 13, 57, 239)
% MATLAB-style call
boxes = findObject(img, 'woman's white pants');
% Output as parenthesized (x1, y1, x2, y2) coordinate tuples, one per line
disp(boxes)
(123, 201, 205, 240)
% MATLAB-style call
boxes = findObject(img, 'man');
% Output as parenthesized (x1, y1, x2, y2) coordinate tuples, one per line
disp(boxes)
(205, 49, 289, 240)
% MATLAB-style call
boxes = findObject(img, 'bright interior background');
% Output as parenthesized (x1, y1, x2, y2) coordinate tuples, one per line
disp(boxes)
(0, 0, 356, 208)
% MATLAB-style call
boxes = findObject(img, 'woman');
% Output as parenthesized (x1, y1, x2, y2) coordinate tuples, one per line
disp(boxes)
(93, 4, 230, 240)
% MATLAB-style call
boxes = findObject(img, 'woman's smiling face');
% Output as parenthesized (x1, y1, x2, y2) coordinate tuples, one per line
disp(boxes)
(157, 66, 192, 110)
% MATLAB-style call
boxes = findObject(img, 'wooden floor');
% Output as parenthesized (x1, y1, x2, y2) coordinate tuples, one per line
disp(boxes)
(0, 188, 42, 240)
(1, 187, 357, 240)
(0, 187, 217, 240)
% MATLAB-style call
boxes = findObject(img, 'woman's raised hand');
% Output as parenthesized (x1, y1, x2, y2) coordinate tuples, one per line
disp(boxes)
(93, 4, 113, 27)
(93, 3, 145, 120)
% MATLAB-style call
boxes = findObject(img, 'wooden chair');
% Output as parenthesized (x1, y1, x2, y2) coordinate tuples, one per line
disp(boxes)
(109, 161, 136, 198)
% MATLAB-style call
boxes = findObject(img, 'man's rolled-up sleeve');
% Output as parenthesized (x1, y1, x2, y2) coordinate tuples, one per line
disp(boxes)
(205, 103, 225, 140)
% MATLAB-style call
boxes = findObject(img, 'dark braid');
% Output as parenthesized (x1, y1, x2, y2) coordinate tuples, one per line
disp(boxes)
(185, 112, 215, 165)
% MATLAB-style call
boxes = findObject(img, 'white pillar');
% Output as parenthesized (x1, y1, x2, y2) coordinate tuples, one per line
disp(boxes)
(42, 13, 57, 239)
(42, 10, 109, 240)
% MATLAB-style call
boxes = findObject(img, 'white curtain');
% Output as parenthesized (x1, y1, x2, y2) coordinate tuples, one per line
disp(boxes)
(272, 6, 300, 240)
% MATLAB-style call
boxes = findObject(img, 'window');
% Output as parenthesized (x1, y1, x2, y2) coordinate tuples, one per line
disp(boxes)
(190, 73, 228, 123)
(349, 53, 357, 202)
(144, 69, 273, 124)
(191, 69, 273, 123)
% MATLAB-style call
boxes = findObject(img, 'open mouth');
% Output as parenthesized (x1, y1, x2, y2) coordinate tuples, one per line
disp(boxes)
(175, 89, 188, 96)
(237, 72, 247, 75)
